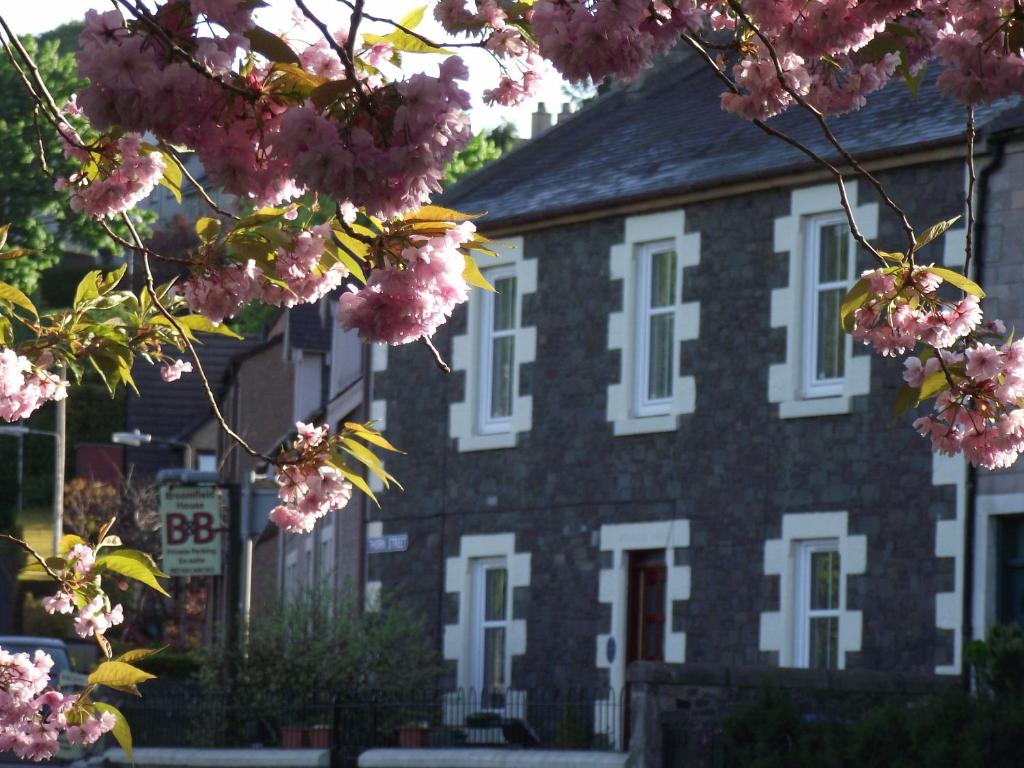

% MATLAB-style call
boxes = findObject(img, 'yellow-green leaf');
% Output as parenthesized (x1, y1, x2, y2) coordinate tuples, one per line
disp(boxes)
(362, 31, 452, 55)
(878, 251, 904, 263)
(918, 370, 949, 402)
(892, 383, 921, 418)
(95, 551, 170, 596)
(840, 276, 872, 333)
(462, 254, 495, 292)
(398, 5, 427, 29)
(59, 534, 87, 556)
(344, 421, 403, 453)
(115, 647, 164, 665)
(914, 216, 961, 251)
(0, 248, 35, 261)
(88, 661, 156, 689)
(407, 204, 481, 223)
(160, 154, 183, 204)
(926, 266, 985, 298)
(0, 280, 38, 317)
(196, 217, 221, 244)
(94, 702, 133, 760)
(310, 79, 354, 110)
(0, 224, 8, 250)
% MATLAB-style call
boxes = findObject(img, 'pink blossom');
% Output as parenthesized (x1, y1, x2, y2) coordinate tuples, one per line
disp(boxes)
(0, 348, 68, 423)
(59, 133, 165, 219)
(160, 359, 194, 383)
(965, 344, 1002, 380)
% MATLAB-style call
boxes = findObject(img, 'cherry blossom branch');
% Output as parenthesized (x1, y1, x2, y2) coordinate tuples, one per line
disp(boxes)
(680, 32, 887, 266)
(726, 1, 918, 255)
(294, 0, 375, 115)
(420, 335, 450, 373)
(160, 144, 240, 221)
(0, 534, 61, 581)
(964, 106, 977, 275)
(336, 0, 488, 50)
(121, 212, 275, 464)
(346, 0, 364, 60)
(95, 219, 194, 265)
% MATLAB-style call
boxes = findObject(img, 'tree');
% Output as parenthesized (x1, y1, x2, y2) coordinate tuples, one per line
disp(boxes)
(443, 122, 518, 186)
(1, 0, 1024, 759)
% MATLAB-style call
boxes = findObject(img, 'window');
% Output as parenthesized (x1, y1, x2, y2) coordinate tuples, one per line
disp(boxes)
(794, 541, 841, 669)
(196, 451, 217, 473)
(472, 558, 510, 709)
(803, 214, 854, 398)
(478, 269, 517, 433)
(997, 516, 1024, 626)
(635, 243, 678, 415)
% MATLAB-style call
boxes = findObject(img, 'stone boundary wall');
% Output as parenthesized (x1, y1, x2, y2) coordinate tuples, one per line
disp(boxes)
(626, 662, 959, 768)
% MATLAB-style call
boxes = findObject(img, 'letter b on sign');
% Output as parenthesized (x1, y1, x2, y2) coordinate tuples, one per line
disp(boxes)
(193, 512, 215, 544)
(166, 513, 189, 545)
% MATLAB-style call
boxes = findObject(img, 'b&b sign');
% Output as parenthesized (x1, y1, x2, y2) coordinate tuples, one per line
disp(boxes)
(159, 484, 223, 577)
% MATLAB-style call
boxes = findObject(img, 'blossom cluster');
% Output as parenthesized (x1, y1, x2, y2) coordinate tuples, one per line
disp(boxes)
(180, 224, 349, 324)
(56, 133, 165, 219)
(41, 544, 125, 640)
(269, 422, 353, 534)
(0, 349, 68, 423)
(0, 646, 114, 761)
(338, 222, 474, 345)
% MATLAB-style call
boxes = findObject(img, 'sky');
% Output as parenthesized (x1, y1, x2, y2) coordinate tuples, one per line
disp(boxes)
(4, 0, 569, 136)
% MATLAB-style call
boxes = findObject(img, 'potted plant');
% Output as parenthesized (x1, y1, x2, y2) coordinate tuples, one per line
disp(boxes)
(281, 725, 305, 748)
(397, 721, 430, 748)
(306, 724, 332, 748)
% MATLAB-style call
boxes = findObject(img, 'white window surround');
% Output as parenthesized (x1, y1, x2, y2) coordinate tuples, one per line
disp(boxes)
(608, 211, 700, 436)
(364, 521, 383, 612)
(595, 519, 690, 748)
(366, 345, 389, 493)
(450, 237, 537, 452)
(477, 268, 518, 434)
(635, 242, 678, 417)
(793, 540, 841, 669)
(759, 511, 866, 669)
(769, 183, 876, 418)
(443, 534, 530, 694)
(974, 493, 1024, 641)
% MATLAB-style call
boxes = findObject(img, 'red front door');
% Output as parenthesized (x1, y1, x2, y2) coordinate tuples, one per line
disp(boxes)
(624, 550, 667, 747)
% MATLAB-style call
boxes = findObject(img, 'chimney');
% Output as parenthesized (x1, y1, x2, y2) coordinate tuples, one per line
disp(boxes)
(558, 102, 573, 123)
(531, 103, 551, 138)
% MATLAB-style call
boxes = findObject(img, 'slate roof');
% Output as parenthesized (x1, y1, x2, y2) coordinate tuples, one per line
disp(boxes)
(442, 52, 1021, 228)
(288, 302, 333, 352)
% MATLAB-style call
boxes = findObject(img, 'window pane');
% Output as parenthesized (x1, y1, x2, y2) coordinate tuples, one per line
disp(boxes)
(490, 336, 515, 419)
(818, 223, 849, 283)
(483, 627, 506, 704)
(647, 314, 674, 401)
(809, 617, 838, 669)
(810, 550, 840, 610)
(484, 568, 507, 622)
(650, 250, 676, 308)
(492, 276, 516, 331)
(816, 288, 845, 380)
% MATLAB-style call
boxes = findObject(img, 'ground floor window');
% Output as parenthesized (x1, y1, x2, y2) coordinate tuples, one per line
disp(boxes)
(472, 557, 510, 709)
(998, 516, 1024, 626)
(794, 540, 841, 669)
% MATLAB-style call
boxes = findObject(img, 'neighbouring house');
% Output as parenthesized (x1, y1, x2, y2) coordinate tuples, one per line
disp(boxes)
(359, 50, 1024, 747)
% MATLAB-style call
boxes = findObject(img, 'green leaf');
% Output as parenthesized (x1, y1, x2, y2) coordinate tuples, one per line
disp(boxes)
(160, 154, 183, 204)
(914, 216, 961, 251)
(462, 254, 495, 292)
(0, 280, 38, 317)
(878, 251, 904, 263)
(246, 26, 300, 64)
(0, 248, 36, 261)
(310, 79, 355, 110)
(234, 207, 290, 230)
(918, 370, 949, 402)
(95, 551, 170, 596)
(115, 647, 164, 666)
(74, 270, 102, 308)
(0, 316, 12, 346)
(0, 223, 8, 250)
(362, 31, 452, 55)
(94, 702, 133, 759)
(407, 204, 481, 223)
(196, 217, 221, 244)
(88, 660, 156, 690)
(925, 266, 986, 298)
(839, 276, 873, 333)
(892, 383, 921, 418)
(398, 5, 427, 29)
(344, 421, 403, 453)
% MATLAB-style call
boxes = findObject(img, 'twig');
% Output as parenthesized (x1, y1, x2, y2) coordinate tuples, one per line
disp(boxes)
(161, 144, 239, 220)
(727, 1, 917, 255)
(0, 534, 62, 581)
(420, 336, 450, 373)
(30, 106, 52, 177)
(294, 0, 375, 115)
(120, 212, 275, 464)
(336, 0, 485, 50)
(346, 0, 364, 60)
(96, 219, 194, 265)
(963, 106, 977, 276)
(680, 32, 887, 266)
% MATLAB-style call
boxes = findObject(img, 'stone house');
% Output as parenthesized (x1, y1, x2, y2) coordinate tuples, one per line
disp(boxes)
(361, 52, 1024, 742)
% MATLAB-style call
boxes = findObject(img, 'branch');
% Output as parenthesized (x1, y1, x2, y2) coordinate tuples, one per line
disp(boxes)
(0, 534, 61, 581)
(420, 336, 450, 373)
(964, 106, 977, 276)
(120, 213, 275, 464)
(161, 144, 240, 221)
(336, 0, 487, 50)
(727, 1, 917, 255)
(294, 0, 375, 116)
(680, 33, 887, 266)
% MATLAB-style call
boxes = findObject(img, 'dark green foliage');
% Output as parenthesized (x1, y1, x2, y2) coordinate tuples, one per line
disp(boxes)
(718, 686, 1024, 768)
(965, 623, 1024, 699)
(443, 123, 518, 187)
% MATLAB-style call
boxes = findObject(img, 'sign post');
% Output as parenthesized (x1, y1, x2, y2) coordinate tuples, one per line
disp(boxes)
(159, 484, 223, 577)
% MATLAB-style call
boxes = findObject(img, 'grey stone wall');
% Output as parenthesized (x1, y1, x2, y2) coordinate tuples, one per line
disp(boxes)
(369, 159, 968, 690)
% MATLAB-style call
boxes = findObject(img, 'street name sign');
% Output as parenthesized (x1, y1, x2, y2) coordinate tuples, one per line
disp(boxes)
(367, 533, 408, 554)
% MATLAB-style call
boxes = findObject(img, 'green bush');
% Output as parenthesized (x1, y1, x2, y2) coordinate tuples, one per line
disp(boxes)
(965, 623, 1024, 699)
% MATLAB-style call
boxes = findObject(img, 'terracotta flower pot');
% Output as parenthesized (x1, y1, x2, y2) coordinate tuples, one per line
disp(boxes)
(281, 726, 305, 748)
(306, 725, 332, 748)
(398, 726, 428, 748)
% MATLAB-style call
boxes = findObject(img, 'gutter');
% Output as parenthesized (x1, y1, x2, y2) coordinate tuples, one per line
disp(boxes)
(962, 129, 1007, 689)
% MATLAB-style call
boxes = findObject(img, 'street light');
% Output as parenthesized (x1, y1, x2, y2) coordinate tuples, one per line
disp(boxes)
(0, 424, 63, 556)
(112, 429, 193, 469)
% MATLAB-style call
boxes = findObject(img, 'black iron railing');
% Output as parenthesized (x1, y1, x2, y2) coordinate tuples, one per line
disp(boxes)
(116, 686, 626, 764)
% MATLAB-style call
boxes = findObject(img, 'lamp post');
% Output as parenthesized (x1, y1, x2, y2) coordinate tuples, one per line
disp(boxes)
(112, 428, 193, 468)
(0, 423, 63, 556)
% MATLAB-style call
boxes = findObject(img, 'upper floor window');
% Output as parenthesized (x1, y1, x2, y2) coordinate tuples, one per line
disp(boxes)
(635, 243, 678, 416)
(478, 269, 518, 434)
(794, 540, 841, 669)
(803, 215, 854, 398)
